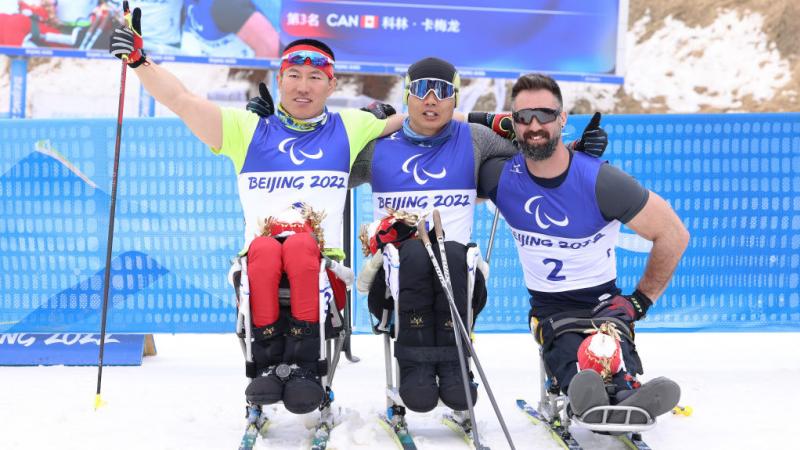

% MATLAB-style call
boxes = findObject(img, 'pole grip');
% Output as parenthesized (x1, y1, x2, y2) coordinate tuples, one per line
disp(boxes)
(432, 209, 444, 241)
(416, 216, 431, 246)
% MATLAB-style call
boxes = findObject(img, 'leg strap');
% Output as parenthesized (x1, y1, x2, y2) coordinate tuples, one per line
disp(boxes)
(536, 311, 634, 349)
(394, 343, 461, 363)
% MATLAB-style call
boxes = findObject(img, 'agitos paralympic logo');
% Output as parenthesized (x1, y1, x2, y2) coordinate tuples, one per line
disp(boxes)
(278, 138, 324, 165)
(524, 195, 569, 229)
(402, 153, 447, 185)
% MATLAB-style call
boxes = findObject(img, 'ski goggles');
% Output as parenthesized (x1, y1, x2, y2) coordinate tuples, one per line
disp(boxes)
(512, 108, 561, 125)
(407, 78, 457, 101)
(281, 50, 335, 68)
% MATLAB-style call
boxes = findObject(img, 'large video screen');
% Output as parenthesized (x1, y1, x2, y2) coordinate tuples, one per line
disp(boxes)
(0, 0, 626, 82)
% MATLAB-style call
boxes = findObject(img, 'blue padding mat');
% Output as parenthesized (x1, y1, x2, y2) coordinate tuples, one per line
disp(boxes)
(1, 114, 799, 333)
(0, 333, 145, 366)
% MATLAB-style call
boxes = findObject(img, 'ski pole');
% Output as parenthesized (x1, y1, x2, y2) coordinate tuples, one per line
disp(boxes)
(422, 212, 482, 448)
(484, 207, 500, 264)
(342, 192, 359, 362)
(95, 0, 131, 410)
(429, 210, 516, 450)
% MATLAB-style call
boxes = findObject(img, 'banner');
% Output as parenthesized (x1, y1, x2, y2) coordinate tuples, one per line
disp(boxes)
(0, 0, 626, 82)
(0, 333, 147, 366)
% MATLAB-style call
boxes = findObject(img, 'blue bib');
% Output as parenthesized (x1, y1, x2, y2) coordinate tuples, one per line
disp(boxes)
(495, 152, 621, 292)
(371, 121, 476, 244)
(242, 114, 349, 174)
(236, 113, 351, 251)
(497, 152, 608, 238)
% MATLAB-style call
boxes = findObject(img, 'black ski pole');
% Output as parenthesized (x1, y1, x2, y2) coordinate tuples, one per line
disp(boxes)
(95, 0, 131, 410)
(342, 191, 359, 362)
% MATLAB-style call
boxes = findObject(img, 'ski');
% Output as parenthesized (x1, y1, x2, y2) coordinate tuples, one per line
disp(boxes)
(441, 412, 490, 450)
(617, 433, 652, 450)
(310, 420, 333, 450)
(516, 399, 582, 450)
(378, 413, 417, 450)
(239, 405, 270, 450)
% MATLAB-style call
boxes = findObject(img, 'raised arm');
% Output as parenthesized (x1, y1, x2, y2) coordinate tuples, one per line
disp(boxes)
(109, 6, 222, 149)
(134, 64, 223, 149)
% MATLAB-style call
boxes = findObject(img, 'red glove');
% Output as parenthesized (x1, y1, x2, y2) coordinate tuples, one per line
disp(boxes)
(108, 4, 147, 68)
(592, 290, 653, 322)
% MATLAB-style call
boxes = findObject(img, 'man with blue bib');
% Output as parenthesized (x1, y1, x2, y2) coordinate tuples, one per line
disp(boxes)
(110, 11, 403, 414)
(478, 73, 689, 425)
(351, 58, 510, 413)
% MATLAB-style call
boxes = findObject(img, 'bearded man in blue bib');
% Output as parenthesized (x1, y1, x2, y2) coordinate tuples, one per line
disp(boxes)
(478, 73, 690, 427)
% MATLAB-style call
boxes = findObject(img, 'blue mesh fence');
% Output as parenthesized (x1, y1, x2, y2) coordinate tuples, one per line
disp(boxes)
(1, 114, 798, 333)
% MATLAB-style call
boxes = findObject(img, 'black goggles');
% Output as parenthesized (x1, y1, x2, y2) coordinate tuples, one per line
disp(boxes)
(408, 78, 457, 101)
(511, 108, 560, 125)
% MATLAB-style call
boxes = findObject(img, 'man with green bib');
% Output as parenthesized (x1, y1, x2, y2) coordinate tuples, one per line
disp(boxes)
(109, 9, 403, 414)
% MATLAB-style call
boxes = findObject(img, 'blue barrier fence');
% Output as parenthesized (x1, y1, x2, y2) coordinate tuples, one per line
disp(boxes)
(1, 114, 798, 334)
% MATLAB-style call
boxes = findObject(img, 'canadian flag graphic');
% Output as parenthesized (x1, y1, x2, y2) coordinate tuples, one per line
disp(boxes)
(361, 15, 379, 29)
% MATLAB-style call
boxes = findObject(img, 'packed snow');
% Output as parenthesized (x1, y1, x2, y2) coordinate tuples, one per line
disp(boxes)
(1, 332, 797, 450)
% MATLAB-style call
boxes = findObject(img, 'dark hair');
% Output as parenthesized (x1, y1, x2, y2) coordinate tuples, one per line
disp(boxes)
(511, 73, 563, 108)
(284, 39, 335, 61)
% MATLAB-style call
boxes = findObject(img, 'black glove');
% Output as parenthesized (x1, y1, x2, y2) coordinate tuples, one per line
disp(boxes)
(592, 290, 653, 322)
(360, 101, 396, 119)
(246, 82, 275, 118)
(573, 112, 607, 158)
(108, 3, 147, 68)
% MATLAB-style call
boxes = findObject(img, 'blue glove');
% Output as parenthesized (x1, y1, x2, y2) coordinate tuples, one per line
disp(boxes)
(592, 290, 653, 322)
(246, 82, 274, 118)
(573, 112, 608, 158)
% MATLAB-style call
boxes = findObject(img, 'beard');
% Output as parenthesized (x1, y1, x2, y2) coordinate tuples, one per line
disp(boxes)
(517, 129, 559, 161)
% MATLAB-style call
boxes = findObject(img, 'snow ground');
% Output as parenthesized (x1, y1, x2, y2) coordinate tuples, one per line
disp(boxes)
(1, 332, 798, 450)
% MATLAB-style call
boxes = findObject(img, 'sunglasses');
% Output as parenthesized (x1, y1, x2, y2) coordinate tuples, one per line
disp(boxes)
(408, 78, 457, 101)
(512, 108, 560, 125)
(281, 50, 334, 68)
